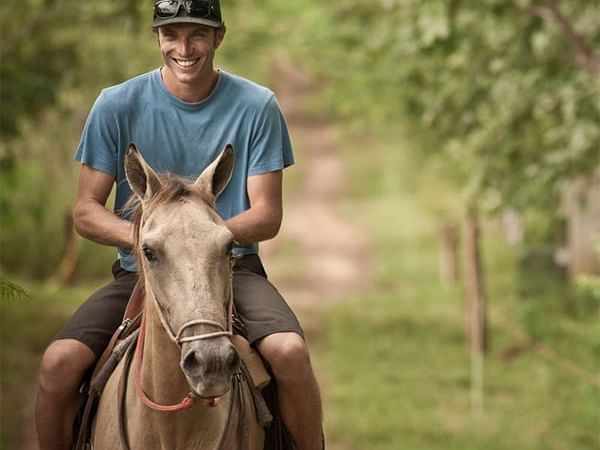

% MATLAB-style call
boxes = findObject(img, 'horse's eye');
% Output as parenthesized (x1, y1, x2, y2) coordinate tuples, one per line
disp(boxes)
(142, 246, 156, 262)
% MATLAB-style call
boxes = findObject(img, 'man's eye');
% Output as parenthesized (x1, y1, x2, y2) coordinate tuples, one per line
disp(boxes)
(143, 246, 156, 262)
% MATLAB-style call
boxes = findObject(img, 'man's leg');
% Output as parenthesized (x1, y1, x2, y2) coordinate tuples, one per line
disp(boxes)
(36, 261, 136, 449)
(257, 332, 323, 450)
(232, 255, 323, 449)
(36, 339, 96, 450)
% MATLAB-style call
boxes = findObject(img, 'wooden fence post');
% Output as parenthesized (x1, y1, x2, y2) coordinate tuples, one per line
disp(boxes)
(562, 176, 600, 278)
(462, 202, 487, 416)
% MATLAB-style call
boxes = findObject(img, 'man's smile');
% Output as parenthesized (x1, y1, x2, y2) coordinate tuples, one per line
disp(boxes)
(173, 58, 200, 68)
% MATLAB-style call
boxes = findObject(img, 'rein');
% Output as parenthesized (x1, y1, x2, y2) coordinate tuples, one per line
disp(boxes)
(133, 266, 234, 412)
(133, 311, 195, 411)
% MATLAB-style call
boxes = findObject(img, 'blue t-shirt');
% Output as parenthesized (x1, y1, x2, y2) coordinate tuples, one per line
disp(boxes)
(75, 69, 294, 271)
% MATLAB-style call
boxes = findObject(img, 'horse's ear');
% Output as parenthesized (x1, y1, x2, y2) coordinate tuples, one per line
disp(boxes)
(194, 145, 235, 198)
(125, 144, 162, 201)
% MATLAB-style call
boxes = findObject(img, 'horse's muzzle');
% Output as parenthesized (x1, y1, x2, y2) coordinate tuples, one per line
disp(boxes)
(180, 338, 240, 398)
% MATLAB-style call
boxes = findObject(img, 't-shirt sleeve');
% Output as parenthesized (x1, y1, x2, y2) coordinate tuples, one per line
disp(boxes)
(74, 90, 119, 176)
(248, 94, 294, 177)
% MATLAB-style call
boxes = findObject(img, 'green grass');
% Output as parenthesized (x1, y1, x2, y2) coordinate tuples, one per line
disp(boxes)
(317, 130, 600, 450)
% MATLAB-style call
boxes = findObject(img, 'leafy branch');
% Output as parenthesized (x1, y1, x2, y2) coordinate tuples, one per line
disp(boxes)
(527, 0, 600, 75)
(0, 277, 30, 301)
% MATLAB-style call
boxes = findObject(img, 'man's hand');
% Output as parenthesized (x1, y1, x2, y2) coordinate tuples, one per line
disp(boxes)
(225, 170, 283, 245)
(73, 164, 135, 249)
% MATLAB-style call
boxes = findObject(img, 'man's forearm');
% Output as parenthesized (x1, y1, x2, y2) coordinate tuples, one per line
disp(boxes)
(73, 200, 135, 249)
(225, 203, 281, 245)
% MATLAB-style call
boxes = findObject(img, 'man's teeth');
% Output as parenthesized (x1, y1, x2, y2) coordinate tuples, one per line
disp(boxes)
(175, 59, 198, 67)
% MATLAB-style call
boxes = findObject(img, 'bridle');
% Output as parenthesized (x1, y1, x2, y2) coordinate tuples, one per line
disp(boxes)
(133, 255, 236, 412)
(116, 205, 250, 450)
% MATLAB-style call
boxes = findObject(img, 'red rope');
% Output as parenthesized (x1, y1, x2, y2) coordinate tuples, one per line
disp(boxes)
(134, 311, 196, 412)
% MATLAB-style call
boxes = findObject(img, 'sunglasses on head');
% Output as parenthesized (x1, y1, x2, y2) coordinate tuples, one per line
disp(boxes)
(154, 0, 214, 19)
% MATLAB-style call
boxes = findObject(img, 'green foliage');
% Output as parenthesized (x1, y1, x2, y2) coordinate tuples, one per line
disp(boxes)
(0, 0, 78, 138)
(296, 0, 600, 207)
(0, 0, 146, 140)
(0, 1, 157, 279)
(0, 277, 30, 301)
(574, 274, 600, 314)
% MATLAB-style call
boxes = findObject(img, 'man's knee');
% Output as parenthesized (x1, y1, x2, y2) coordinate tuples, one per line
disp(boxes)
(38, 339, 96, 396)
(257, 332, 311, 380)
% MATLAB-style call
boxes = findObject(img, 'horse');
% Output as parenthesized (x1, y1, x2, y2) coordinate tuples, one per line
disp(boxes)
(90, 144, 266, 449)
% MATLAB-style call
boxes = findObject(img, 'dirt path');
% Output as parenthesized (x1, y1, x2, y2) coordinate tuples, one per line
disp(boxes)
(262, 61, 373, 449)
(264, 62, 372, 310)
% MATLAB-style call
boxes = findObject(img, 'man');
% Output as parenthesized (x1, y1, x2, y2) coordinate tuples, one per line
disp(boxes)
(35, 1, 323, 449)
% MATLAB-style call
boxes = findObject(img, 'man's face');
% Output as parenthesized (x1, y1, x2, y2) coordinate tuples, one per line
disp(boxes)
(157, 23, 225, 87)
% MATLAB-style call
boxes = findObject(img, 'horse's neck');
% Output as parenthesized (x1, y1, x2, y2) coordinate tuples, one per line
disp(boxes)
(141, 298, 189, 402)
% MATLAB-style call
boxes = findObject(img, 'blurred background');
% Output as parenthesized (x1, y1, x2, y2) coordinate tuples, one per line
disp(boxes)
(1, 0, 599, 449)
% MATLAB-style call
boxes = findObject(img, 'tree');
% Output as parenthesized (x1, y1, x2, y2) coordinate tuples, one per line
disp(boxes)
(295, 0, 599, 207)
(0, 0, 148, 279)
(0, 0, 145, 140)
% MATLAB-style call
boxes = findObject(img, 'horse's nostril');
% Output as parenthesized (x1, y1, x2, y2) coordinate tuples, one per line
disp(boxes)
(226, 347, 240, 372)
(182, 350, 203, 374)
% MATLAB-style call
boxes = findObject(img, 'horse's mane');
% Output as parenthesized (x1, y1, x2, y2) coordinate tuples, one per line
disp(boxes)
(124, 172, 215, 275)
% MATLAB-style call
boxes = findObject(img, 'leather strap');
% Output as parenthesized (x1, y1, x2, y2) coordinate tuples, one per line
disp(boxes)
(216, 374, 243, 450)
(92, 281, 144, 392)
(239, 361, 272, 428)
(217, 364, 272, 449)
(74, 388, 97, 450)
(118, 338, 137, 450)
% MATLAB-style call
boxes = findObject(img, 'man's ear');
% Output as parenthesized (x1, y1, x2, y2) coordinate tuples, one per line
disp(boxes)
(125, 144, 162, 201)
(193, 145, 234, 199)
(215, 24, 226, 49)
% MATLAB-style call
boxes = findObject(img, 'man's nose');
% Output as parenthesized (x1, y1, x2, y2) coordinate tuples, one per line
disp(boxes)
(176, 38, 193, 56)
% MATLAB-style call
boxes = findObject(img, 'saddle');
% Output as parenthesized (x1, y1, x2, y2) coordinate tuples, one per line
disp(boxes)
(73, 282, 295, 450)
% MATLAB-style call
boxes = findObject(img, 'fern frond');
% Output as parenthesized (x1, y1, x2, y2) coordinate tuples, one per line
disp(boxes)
(0, 277, 30, 301)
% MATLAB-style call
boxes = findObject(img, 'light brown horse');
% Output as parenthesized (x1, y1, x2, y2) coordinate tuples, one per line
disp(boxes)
(91, 145, 265, 449)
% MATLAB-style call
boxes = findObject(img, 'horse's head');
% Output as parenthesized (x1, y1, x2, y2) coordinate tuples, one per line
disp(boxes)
(125, 143, 240, 399)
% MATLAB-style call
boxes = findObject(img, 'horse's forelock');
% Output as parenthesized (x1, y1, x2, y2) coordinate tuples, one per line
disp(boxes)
(124, 172, 215, 277)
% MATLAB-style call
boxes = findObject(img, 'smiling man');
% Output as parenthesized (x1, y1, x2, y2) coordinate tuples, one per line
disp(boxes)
(35, 1, 323, 449)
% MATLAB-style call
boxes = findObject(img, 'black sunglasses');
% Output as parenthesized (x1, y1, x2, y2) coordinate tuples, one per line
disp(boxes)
(154, 0, 214, 19)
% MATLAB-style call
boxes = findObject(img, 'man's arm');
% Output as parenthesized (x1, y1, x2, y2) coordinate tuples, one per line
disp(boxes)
(73, 164, 135, 249)
(225, 170, 283, 245)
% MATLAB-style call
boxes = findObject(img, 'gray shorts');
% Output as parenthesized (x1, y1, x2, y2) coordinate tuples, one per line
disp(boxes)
(55, 255, 303, 359)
